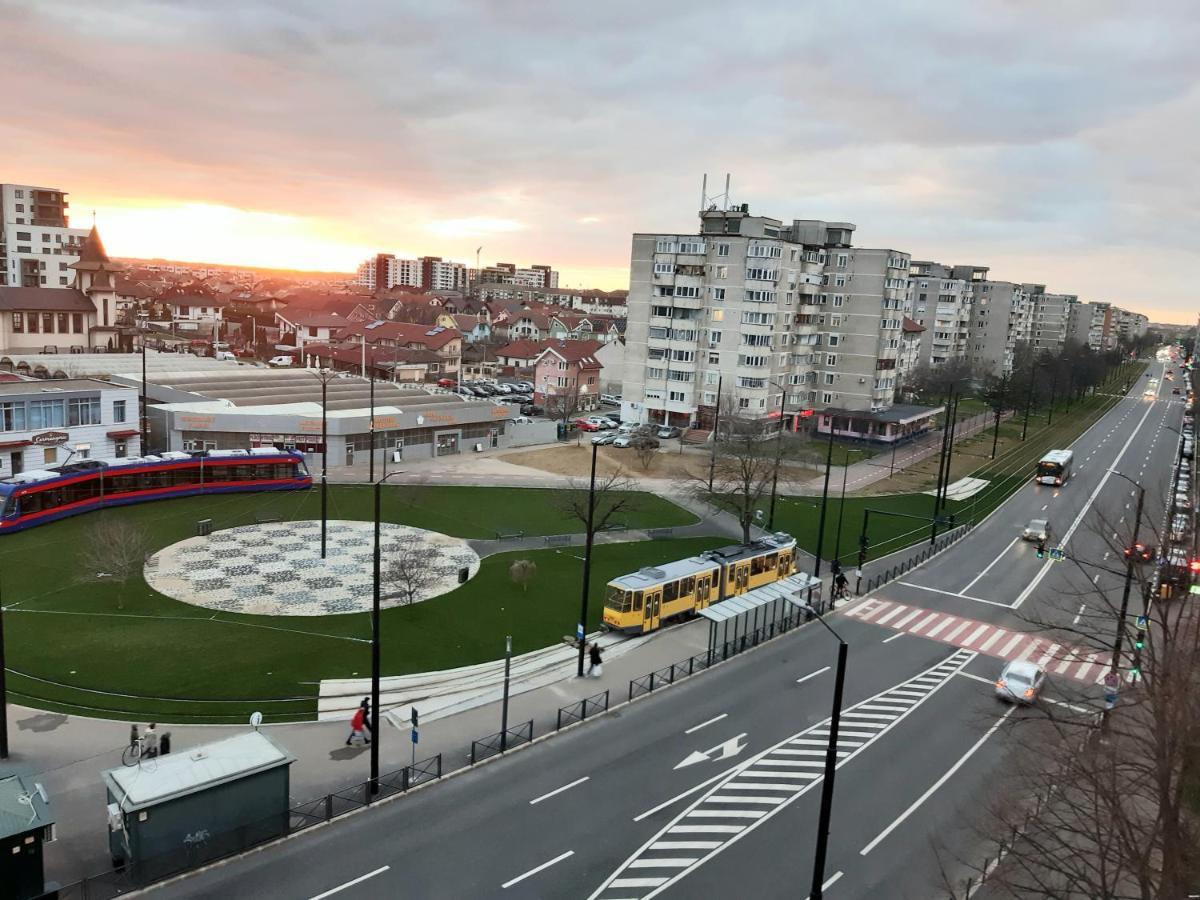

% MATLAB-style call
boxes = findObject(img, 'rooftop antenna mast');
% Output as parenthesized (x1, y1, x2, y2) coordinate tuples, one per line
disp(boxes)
(699, 173, 733, 212)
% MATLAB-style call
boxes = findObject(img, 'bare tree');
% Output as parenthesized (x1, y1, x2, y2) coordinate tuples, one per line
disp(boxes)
(382, 532, 439, 605)
(633, 436, 659, 472)
(542, 380, 583, 430)
(78, 517, 150, 609)
(509, 559, 537, 592)
(562, 464, 639, 539)
(938, 497, 1200, 899)
(684, 407, 782, 544)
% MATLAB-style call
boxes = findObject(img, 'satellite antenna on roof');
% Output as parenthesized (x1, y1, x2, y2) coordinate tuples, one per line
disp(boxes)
(700, 173, 733, 212)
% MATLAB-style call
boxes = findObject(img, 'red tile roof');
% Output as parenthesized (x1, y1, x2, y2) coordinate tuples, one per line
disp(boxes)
(535, 339, 604, 367)
(901, 316, 925, 334)
(336, 320, 461, 350)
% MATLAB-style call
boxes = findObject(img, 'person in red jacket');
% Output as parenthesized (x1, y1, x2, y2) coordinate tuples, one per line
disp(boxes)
(346, 699, 371, 746)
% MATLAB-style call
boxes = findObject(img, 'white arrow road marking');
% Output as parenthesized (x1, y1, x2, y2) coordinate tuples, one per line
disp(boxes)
(674, 734, 747, 770)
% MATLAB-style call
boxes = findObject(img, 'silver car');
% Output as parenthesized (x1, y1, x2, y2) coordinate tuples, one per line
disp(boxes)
(1022, 519, 1051, 542)
(995, 660, 1046, 705)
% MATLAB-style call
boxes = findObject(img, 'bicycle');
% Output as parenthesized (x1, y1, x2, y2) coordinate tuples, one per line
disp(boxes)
(122, 726, 159, 771)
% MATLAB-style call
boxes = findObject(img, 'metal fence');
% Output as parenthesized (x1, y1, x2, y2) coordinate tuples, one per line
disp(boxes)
(42, 754, 443, 899)
(862, 524, 974, 593)
(469, 719, 534, 764)
(556, 690, 610, 730)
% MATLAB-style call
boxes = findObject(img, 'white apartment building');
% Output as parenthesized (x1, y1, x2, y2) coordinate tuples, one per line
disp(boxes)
(472, 262, 559, 289)
(354, 254, 465, 291)
(620, 206, 911, 431)
(967, 279, 1033, 376)
(0, 184, 89, 288)
(905, 261, 982, 366)
(1067, 301, 1113, 351)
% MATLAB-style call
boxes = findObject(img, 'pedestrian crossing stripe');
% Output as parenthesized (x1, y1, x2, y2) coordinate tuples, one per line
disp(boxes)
(842, 598, 1111, 683)
(587, 648, 976, 900)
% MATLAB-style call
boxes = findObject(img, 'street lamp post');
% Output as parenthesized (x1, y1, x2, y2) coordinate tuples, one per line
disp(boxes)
(322, 374, 329, 558)
(140, 328, 149, 454)
(371, 469, 406, 794)
(811, 415, 837, 590)
(831, 451, 850, 569)
(707, 375, 723, 493)
(0, 576, 8, 760)
(1021, 362, 1038, 441)
(1046, 365, 1059, 427)
(768, 383, 788, 531)
(1106, 470, 1145, 702)
(990, 373, 1007, 460)
(931, 387, 957, 544)
(802, 604, 848, 900)
(576, 441, 599, 677)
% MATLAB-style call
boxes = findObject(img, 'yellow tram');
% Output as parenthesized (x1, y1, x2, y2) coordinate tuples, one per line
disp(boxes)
(602, 534, 797, 634)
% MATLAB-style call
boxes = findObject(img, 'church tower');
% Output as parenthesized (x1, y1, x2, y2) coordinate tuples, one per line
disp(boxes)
(70, 225, 122, 330)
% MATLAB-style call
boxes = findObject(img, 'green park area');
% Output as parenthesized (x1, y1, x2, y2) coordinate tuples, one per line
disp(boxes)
(0, 485, 705, 723)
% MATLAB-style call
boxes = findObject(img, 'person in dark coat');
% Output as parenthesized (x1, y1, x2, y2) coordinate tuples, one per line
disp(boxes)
(587, 643, 603, 678)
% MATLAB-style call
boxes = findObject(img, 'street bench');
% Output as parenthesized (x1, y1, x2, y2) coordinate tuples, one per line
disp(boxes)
(543, 535, 572, 546)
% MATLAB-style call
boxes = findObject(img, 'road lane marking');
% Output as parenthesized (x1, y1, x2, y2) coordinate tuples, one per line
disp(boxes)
(892, 608, 924, 628)
(530, 776, 590, 805)
(924, 617, 957, 638)
(503, 851, 575, 889)
(895, 581, 1011, 607)
(874, 604, 907, 626)
(593, 650, 976, 900)
(998, 633, 1024, 655)
(650, 842, 720, 850)
(962, 536, 1020, 592)
(685, 714, 727, 735)
(309, 867, 391, 900)
(882, 632, 905, 643)
(633, 767, 747, 822)
(1073, 603, 1087, 625)
(860, 707, 1016, 856)
(962, 624, 989, 647)
(1041, 504, 1048, 511)
(955, 671, 993, 686)
(796, 666, 830, 684)
(805, 871, 844, 899)
(1014, 392, 1161, 609)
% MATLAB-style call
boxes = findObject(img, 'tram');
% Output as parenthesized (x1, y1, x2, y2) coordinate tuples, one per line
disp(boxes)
(0, 448, 311, 533)
(602, 533, 797, 634)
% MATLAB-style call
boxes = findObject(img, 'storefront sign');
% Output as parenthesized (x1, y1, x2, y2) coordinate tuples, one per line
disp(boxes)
(297, 419, 323, 434)
(30, 431, 68, 446)
(179, 415, 215, 430)
(372, 415, 399, 429)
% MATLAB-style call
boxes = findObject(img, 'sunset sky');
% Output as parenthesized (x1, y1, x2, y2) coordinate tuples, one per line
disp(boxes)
(4, 0, 1198, 320)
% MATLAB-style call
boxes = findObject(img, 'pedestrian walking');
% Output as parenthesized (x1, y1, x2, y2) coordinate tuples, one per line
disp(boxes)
(143, 723, 159, 758)
(346, 704, 371, 746)
(587, 642, 603, 678)
(360, 697, 373, 739)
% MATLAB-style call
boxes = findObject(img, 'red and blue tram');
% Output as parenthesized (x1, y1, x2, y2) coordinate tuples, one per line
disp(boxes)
(0, 448, 311, 533)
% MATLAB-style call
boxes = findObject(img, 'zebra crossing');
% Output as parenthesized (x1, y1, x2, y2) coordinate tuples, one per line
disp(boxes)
(588, 649, 977, 900)
(842, 597, 1111, 684)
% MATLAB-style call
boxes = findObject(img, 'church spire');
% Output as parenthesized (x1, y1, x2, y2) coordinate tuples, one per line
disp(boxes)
(74, 225, 111, 268)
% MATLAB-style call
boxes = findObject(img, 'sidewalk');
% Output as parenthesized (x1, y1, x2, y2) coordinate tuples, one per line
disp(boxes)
(5, 618, 713, 887)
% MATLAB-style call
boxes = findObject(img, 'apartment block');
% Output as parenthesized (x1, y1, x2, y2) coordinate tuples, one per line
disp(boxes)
(0, 184, 89, 288)
(1030, 290, 1078, 355)
(905, 261, 981, 366)
(473, 262, 559, 289)
(967, 279, 1033, 376)
(620, 205, 910, 431)
(354, 253, 466, 291)
(1066, 301, 1113, 351)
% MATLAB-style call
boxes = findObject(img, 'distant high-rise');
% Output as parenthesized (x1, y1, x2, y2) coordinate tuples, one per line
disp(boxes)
(0, 184, 90, 287)
(354, 253, 466, 291)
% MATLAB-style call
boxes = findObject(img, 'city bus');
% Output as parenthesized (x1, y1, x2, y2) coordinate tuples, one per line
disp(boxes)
(1036, 449, 1074, 486)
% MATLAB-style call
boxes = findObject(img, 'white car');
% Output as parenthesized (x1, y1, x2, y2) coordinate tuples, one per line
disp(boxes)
(584, 416, 614, 430)
(268, 355, 295, 367)
(995, 660, 1045, 705)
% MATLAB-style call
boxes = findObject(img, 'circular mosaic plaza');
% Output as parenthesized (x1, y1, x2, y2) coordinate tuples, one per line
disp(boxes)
(144, 520, 480, 616)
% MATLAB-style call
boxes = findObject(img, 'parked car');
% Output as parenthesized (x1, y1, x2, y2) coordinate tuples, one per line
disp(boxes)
(521, 404, 544, 416)
(1184, 441, 1195, 460)
(995, 660, 1045, 705)
(436, 378, 456, 388)
(584, 415, 614, 430)
(656, 425, 682, 439)
(603, 416, 622, 429)
(1170, 513, 1190, 543)
(1124, 541, 1158, 562)
(600, 393, 622, 405)
(470, 386, 490, 397)
(213, 350, 237, 362)
(1176, 493, 1192, 512)
(575, 418, 601, 432)
(592, 433, 617, 446)
(1173, 388, 1182, 395)
(1021, 518, 1051, 542)
(267, 355, 295, 367)
(1165, 548, 1191, 584)
(493, 383, 515, 394)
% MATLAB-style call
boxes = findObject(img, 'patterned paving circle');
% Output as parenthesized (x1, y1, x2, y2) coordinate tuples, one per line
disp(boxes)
(145, 520, 480, 616)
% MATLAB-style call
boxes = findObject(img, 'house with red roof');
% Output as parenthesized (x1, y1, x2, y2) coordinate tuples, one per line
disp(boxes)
(436, 312, 491, 343)
(274, 309, 349, 360)
(533, 340, 603, 411)
(335, 321, 463, 377)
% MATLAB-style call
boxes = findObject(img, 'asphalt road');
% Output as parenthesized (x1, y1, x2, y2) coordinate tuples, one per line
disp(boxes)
(164, 361, 1181, 900)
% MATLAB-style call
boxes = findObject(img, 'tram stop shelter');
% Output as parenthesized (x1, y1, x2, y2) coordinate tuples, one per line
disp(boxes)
(0, 772, 54, 900)
(700, 572, 823, 660)
(102, 731, 294, 883)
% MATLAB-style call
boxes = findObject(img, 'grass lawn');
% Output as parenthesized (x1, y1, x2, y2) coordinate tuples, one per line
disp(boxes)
(0, 487, 705, 723)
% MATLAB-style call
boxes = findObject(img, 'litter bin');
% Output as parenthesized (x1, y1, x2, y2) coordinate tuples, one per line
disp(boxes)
(197, 519, 213, 537)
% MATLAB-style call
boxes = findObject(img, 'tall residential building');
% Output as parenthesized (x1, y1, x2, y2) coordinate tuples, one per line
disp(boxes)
(473, 262, 559, 289)
(905, 261, 981, 366)
(1067, 301, 1114, 351)
(1112, 308, 1148, 342)
(354, 253, 466, 291)
(0, 184, 89, 287)
(620, 205, 910, 429)
(967, 279, 1033, 376)
(1030, 291, 1078, 354)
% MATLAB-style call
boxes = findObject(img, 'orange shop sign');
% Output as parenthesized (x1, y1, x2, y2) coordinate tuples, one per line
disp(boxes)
(179, 415, 215, 430)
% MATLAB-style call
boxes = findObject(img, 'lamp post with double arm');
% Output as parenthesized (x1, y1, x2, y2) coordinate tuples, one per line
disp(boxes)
(370, 469, 406, 793)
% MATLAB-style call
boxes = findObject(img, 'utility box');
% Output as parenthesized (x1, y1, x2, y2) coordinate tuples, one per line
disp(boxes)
(0, 772, 54, 900)
(102, 731, 294, 883)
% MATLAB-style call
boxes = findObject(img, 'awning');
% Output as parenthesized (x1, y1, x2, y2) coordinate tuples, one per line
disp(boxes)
(107, 429, 140, 439)
(0, 440, 31, 449)
(698, 572, 822, 624)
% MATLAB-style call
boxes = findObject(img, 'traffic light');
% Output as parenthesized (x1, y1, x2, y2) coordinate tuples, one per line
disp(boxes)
(1189, 559, 1200, 574)
(1036, 539, 1047, 559)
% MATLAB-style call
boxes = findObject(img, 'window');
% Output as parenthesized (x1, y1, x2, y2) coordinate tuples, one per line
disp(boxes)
(57, 313, 68, 332)
(671, 350, 694, 362)
(42, 313, 53, 333)
(646, 367, 665, 379)
(827, 335, 840, 347)
(834, 275, 846, 287)
(826, 354, 837, 367)
(113, 400, 127, 423)
(653, 262, 675, 275)
(738, 398, 750, 409)
(746, 267, 777, 281)
(651, 305, 671, 318)
(708, 352, 720, 364)
(742, 333, 771, 347)
(41, 233, 50, 242)
(68, 397, 102, 426)
(27, 314, 39, 334)
(15, 231, 30, 241)
(737, 354, 769, 367)
(822, 392, 834, 404)
(671, 329, 697, 341)
(714, 265, 728, 279)
(740, 311, 775, 326)
(668, 370, 692, 382)
(72, 313, 83, 333)
(824, 373, 836, 385)
(11, 313, 23, 333)
(716, 243, 730, 257)
(648, 326, 669, 340)
(678, 240, 705, 254)
(673, 286, 700, 298)
(655, 240, 677, 253)
(0, 402, 26, 432)
(702, 392, 716, 404)
(59, 277, 68, 285)
(668, 390, 686, 403)
(114, 441, 128, 459)
(832, 295, 844, 307)
(836, 253, 849, 269)
(710, 287, 725, 301)
(28, 399, 65, 429)
(654, 286, 675, 297)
